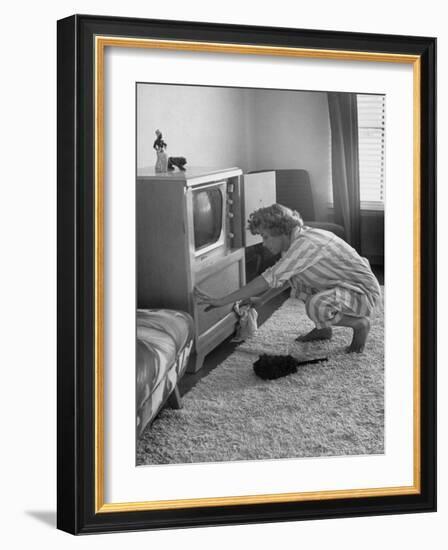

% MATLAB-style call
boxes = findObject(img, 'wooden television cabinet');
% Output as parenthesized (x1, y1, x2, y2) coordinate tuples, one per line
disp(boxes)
(137, 167, 245, 372)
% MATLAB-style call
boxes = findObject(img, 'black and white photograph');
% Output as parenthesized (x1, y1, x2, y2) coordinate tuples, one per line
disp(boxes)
(1, 0, 439, 543)
(135, 83, 386, 466)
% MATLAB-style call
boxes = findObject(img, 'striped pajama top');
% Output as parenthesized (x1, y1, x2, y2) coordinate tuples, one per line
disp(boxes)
(261, 226, 381, 311)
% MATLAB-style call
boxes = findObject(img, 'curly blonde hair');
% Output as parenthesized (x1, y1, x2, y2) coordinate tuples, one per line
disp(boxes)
(247, 203, 304, 236)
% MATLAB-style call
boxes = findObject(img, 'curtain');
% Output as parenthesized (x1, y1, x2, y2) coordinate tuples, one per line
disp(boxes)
(327, 92, 361, 251)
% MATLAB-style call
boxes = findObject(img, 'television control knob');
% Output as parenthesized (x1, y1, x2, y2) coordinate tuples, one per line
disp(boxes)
(227, 199, 234, 205)
(227, 184, 234, 193)
(228, 232, 235, 239)
(228, 212, 234, 219)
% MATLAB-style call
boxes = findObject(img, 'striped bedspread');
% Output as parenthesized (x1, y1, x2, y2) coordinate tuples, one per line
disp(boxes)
(136, 309, 194, 437)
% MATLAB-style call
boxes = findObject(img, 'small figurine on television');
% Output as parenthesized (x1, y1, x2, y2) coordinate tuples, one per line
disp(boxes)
(153, 129, 168, 173)
(153, 129, 167, 152)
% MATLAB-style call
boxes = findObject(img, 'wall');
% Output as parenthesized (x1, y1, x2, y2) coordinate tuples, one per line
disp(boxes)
(138, 86, 331, 220)
(137, 84, 249, 170)
(248, 89, 331, 220)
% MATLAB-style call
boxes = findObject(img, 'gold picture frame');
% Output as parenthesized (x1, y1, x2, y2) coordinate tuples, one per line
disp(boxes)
(57, 15, 436, 534)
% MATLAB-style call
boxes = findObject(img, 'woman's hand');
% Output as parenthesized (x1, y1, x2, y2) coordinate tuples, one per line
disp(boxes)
(194, 287, 227, 311)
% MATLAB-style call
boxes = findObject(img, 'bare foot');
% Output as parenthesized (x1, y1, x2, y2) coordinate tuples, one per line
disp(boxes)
(296, 327, 333, 342)
(346, 317, 371, 353)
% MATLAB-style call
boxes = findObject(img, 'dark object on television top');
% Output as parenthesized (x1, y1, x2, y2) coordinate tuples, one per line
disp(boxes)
(167, 156, 187, 171)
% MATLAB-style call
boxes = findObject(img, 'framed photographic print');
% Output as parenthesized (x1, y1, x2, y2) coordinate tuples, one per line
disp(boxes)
(57, 14, 436, 534)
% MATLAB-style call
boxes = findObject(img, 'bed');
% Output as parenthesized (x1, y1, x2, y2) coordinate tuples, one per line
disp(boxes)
(136, 309, 194, 438)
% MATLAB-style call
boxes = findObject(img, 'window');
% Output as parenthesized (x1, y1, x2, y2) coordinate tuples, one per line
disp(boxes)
(357, 94, 385, 210)
(327, 93, 385, 211)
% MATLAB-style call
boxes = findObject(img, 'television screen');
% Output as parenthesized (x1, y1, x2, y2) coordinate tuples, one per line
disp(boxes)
(193, 188, 223, 250)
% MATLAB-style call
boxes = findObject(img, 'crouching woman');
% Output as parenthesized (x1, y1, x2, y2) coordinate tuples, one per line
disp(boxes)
(194, 204, 381, 353)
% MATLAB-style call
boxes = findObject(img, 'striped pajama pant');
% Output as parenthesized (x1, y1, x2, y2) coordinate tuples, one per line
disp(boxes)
(303, 287, 378, 329)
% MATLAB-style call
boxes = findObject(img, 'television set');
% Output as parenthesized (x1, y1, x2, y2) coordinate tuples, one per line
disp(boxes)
(136, 167, 245, 372)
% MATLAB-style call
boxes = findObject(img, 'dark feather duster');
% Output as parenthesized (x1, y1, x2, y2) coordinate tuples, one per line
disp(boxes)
(253, 354, 328, 380)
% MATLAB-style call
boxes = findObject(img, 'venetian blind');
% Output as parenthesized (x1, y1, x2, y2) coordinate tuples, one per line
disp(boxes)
(357, 94, 385, 210)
